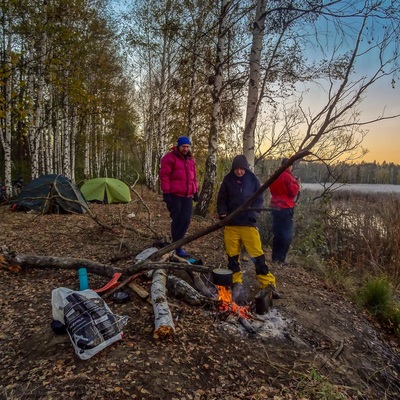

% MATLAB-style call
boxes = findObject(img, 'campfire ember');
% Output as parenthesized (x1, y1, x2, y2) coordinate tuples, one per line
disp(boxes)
(216, 285, 252, 319)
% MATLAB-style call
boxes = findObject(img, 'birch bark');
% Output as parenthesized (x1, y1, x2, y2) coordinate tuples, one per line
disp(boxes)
(27, 38, 44, 179)
(243, 0, 266, 170)
(63, 96, 71, 179)
(151, 269, 175, 339)
(70, 107, 78, 182)
(84, 116, 91, 178)
(0, 30, 12, 196)
(195, 0, 229, 216)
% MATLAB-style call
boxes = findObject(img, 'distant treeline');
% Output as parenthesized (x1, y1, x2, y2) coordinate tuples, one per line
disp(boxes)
(257, 160, 400, 185)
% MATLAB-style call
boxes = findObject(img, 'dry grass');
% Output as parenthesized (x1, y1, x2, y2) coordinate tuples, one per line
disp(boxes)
(294, 190, 400, 336)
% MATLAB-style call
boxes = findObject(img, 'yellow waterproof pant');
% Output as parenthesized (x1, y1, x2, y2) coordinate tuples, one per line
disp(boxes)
(224, 226, 276, 288)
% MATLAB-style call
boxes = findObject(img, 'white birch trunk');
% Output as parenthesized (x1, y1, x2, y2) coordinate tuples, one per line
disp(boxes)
(70, 107, 77, 182)
(27, 38, 44, 179)
(144, 125, 155, 189)
(243, 0, 266, 170)
(84, 117, 91, 179)
(195, 0, 228, 216)
(151, 269, 175, 339)
(93, 116, 100, 177)
(63, 98, 71, 179)
(100, 117, 106, 176)
(157, 55, 167, 158)
(187, 8, 207, 140)
(54, 109, 62, 174)
(142, 20, 158, 191)
(1, 30, 13, 196)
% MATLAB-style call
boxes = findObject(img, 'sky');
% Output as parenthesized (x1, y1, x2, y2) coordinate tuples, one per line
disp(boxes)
(299, 2, 400, 165)
(360, 85, 400, 164)
(288, 74, 400, 165)
(111, 1, 400, 164)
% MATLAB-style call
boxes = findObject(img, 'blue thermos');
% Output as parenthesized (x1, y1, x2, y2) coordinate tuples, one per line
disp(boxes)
(78, 268, 89, 290)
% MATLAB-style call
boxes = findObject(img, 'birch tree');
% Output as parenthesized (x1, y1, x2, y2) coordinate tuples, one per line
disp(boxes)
(194, 0, 230, 216)
(242, 0, 266, 170)
(0, 23, 12, 196)
(194, 0, 252, 216)
(124, 1, 173, 189)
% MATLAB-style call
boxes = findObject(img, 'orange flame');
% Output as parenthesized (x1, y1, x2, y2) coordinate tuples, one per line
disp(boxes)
(216, 285, 251, 319)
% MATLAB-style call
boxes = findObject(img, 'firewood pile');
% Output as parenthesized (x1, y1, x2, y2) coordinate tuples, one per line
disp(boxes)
(0, 245, 275, 339)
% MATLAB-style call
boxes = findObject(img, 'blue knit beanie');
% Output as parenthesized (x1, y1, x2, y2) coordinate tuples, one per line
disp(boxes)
(177, 136, 191, 147)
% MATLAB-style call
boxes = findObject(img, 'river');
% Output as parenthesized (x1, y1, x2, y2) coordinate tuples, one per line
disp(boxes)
(300, 183, 400, 196)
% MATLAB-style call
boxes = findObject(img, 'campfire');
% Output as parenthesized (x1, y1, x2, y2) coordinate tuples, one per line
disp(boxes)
(213, 284, 258, 334)
(215, 285, 252, 319)
(212, 276, 279, 335)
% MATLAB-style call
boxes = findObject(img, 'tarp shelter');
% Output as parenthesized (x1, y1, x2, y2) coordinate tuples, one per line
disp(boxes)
(80, 178, 131, 204)
(14, 174, 88, 214)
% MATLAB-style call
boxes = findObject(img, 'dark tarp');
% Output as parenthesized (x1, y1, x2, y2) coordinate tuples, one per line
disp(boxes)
(14, 174, 88, 214)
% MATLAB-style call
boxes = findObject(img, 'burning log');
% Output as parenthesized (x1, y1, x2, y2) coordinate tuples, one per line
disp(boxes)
(151, 269, 175, 339)
(166, 274, 214, 306)
(220, 311, 256, 334)
(214, 284, 257, 334)
(238, 316, 256, 334)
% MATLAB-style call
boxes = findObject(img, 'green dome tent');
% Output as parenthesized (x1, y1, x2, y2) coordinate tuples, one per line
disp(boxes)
(81, 178, 131, 204)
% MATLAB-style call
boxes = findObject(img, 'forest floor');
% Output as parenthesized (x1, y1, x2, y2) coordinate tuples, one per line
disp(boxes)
(1, 185, 400, 400)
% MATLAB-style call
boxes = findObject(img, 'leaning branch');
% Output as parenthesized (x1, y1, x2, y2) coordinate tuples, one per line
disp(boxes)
(124, 149, 311, 275)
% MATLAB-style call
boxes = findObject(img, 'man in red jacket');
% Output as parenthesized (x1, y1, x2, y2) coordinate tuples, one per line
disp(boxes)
(269, 158, 301, 265)
(160, 136, 198, 258)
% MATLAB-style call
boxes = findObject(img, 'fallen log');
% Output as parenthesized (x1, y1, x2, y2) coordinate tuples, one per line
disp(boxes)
(189, 271, 216, 299)
(170, 253, 215, 299)
(151, 269, 175, 339)
(0, 249, 117, 278)
(166, 275, 214, 307)
(0, 246, 211, 295)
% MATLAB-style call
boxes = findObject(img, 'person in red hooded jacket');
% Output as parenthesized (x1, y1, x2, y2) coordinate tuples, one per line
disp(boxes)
(160, 136, 198, 258)
(269, 158, 301, 265)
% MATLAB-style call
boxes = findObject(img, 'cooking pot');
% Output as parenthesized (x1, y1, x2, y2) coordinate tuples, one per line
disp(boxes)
(212, 268, 233, 287)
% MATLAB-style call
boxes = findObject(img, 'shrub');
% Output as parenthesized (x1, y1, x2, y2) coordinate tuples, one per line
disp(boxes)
(357, 276, 393, 318)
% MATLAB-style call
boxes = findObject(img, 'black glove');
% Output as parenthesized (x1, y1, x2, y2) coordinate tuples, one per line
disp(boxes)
(163, 193, 171, 203)
(193, 192, 199, 202)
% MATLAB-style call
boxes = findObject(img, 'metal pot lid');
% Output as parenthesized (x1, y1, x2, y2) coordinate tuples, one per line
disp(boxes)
(212, 268, 233, 287)
(212, 268, 233, 276)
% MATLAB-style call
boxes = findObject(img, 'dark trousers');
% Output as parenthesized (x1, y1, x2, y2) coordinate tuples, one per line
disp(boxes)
(272, 207, 294, 263)
(165, 195, 193, 243)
